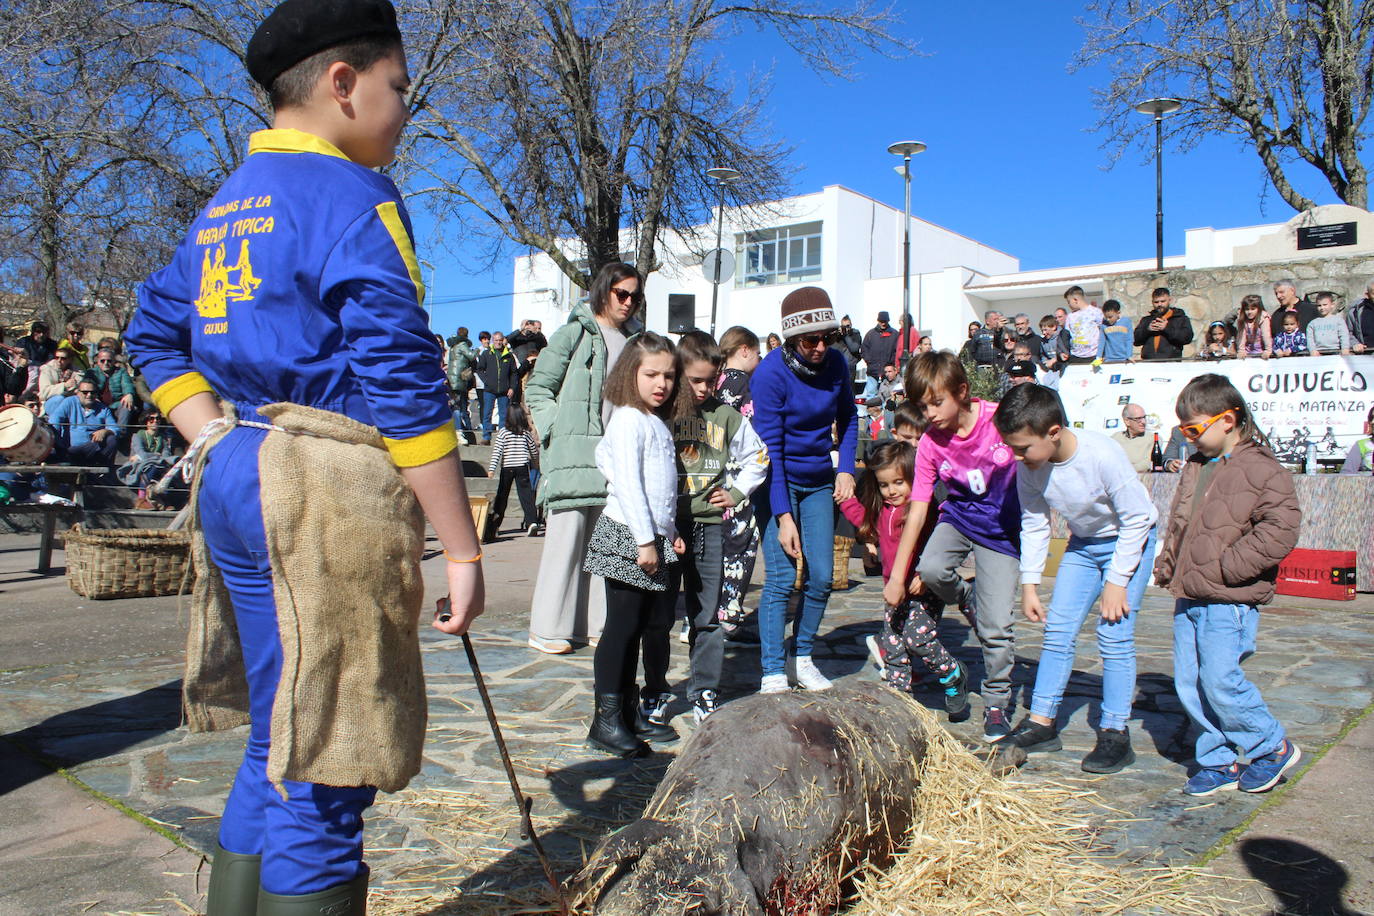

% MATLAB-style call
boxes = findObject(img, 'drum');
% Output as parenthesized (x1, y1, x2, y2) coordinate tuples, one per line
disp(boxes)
(0, 404, 55, 463)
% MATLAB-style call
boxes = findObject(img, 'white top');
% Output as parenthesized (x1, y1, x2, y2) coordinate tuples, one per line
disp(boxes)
(597, 405, 679, 545)
(1017, 428, 1158, 587)
(600, 325, 629, 426)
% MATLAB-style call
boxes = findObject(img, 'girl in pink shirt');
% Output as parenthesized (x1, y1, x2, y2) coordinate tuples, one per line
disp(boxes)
(840, 440, 968, 716)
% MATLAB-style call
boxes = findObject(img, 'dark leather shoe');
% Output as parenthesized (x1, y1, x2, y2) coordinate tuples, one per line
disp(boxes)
(587, 693, 650, 758)
(623, 685, 678, 743)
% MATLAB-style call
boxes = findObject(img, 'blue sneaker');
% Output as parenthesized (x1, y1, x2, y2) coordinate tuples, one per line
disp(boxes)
(1183, 763, 1240, 796)
(1239, 739, 1301, 793)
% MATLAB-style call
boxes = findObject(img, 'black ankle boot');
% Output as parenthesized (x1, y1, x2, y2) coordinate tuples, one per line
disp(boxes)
(587, 693, 650, 757)
(623, 685, 678, 744)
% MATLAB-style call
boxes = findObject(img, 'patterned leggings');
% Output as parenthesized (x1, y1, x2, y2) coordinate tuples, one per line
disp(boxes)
(880, 595, 957, 692)
(717, 499, 760, 633)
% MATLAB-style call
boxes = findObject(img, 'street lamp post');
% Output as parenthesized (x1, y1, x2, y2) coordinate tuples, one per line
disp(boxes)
(705, 166, 741, 336)
(1134, 98, 1181, 272)
(886, 141, 926, 351)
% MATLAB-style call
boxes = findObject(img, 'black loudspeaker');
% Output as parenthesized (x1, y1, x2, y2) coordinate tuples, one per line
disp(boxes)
(668, 294, 696, 334)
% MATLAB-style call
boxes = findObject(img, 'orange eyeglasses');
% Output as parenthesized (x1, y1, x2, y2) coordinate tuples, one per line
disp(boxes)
(1179, 408, 1235, 440)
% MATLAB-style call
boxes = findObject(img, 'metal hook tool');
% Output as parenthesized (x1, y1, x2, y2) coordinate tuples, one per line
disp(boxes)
(437, 598, 569, 914)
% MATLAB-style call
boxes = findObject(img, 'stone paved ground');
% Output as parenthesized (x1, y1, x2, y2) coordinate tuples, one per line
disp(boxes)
(2, 526, 1373, 914)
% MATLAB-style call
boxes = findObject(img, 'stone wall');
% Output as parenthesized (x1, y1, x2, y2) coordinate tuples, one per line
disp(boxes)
(1103, 255, 1374, 357)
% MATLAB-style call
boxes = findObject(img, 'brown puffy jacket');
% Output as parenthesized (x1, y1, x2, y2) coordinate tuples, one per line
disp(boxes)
(1153, 438, 1300, 606)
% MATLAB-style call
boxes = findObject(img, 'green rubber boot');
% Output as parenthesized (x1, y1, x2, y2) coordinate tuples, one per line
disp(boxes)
(255, 871, 368, 915)
(205, 842, 261, 916)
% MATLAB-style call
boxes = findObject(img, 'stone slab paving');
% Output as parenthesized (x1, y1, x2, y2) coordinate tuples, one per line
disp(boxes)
(3, 558, 1373, 913)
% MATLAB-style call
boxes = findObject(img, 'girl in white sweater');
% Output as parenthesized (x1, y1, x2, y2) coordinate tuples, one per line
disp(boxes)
(581, 333, 686, 757)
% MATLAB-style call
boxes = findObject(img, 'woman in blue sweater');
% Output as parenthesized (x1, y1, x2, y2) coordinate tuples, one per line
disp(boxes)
(750, 288, 858, 693)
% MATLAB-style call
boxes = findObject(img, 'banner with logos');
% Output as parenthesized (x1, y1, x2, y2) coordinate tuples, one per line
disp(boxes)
(1057, 356, 1373, 464)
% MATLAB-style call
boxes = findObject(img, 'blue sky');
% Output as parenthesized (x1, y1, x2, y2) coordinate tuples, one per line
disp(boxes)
(420, 4, 1345, 338)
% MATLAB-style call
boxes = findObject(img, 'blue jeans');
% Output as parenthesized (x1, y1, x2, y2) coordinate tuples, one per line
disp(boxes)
(200, 427, 375, 895)
(862, 375, 880, 400)
(1028, 529, 1156, 730)
(757, 482, 835, 676)
(481, 390, 508, 438)
(1173, 600, 1286, 768)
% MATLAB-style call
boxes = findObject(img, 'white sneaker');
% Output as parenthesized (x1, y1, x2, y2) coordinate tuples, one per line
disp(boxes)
(527, 635, 573, 655)
(794, 656, 833, 691)
(759, 673, 791, 694)
(679, 620, 691, 644)
(865, 634, 887, 675)
(692, 689, 718, 723)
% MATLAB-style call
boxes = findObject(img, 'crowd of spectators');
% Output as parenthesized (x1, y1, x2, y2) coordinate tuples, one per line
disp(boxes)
(443, 319, 549, 446)
(1, 319, 184, 507)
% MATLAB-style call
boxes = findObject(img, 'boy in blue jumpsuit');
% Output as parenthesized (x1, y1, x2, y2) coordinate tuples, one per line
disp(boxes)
(124, 0, 485, 912)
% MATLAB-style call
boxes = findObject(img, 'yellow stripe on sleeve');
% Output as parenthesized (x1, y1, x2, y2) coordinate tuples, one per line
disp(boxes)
(383, 419, 458, 468)
(150, 371, 214, 416)
(375, 201, 425, 308)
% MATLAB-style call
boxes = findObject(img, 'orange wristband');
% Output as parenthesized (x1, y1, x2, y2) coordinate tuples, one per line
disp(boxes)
(444, 549, 483, 564)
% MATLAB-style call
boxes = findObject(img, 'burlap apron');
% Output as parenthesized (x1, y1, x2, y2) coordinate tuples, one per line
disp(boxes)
(181, 403, 427, 794)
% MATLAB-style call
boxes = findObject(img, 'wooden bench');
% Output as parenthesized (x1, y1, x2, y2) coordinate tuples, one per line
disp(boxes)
(1, 464, 108, 573)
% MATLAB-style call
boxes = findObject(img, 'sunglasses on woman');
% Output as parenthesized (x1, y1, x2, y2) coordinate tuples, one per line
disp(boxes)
(609, 287, 644, 306)
(797, 331, 841, 347)
(1179, 408, 1235, 440)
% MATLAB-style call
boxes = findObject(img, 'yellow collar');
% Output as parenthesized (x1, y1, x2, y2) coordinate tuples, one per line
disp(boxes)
(248, 128, 351, 161)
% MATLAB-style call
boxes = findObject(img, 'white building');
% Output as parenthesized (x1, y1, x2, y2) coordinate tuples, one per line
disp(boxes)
(509, 186, 1352, 348)
(510, 185, 1016, 349)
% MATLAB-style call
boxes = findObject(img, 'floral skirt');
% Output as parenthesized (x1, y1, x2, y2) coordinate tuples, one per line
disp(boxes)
(582, 514, 678, 591)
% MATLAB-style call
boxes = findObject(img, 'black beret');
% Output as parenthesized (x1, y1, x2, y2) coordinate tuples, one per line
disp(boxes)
(1006, 360, 1037, 378)
(246, 0, 402, 91)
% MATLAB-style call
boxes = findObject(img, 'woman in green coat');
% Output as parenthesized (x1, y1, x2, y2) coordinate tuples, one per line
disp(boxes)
(525, 262, 643, 653)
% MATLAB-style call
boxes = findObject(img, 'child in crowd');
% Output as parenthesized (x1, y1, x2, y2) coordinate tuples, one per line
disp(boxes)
(1098, 300, 1133, 363)
(1307, 292, 1352, 355)
(484, 400, 540, 540)
(1198, 322, 1234, 360)
(1339, 405, 1373, 474)
(891, 401, 923, 447)
(1155, 374, 1301, 795)
(659, 332, 768, 723)
(842, 441, 969, 717)
(715, 326, 764, 634)
(1037, 315, 1068, 389)
(1271, 311, 1308, 357)
(886, 351, 1022, 742)
(581, 333, 686, 757)
(993, 385, 1158, 773)
(1235, 295, 1272, 359)
(1063, 286, 1104, 364)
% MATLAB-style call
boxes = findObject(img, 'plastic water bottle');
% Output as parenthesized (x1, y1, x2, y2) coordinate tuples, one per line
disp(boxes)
(1305, 442, 1318, 474)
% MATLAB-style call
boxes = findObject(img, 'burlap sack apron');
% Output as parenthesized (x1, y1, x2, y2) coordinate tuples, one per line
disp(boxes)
(181, 403, 426, 794)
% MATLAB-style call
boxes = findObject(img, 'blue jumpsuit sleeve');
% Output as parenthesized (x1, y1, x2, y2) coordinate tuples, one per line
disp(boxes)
(126, 252, 215, 416)
(320, 201, 456, 467)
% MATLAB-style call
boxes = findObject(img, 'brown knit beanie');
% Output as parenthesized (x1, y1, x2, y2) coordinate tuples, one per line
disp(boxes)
(779, 287, 839, 340)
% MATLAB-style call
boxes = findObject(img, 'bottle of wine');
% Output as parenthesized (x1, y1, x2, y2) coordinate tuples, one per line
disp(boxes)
(1150, 433, 1165, 472)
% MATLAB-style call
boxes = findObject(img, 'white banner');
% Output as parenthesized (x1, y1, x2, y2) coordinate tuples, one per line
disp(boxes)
(1057, 356, 1373, 464)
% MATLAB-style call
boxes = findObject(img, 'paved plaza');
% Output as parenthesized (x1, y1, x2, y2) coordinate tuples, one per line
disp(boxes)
(1, 527, 1372, 914)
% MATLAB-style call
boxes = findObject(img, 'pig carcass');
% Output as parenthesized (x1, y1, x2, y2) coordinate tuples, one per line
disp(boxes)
(573, 684, 932, 916)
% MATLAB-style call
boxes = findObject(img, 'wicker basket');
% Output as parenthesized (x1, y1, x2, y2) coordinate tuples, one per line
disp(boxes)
(65, 525, 193, 600)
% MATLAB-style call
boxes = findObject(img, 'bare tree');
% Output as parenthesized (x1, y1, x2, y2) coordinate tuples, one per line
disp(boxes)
(0, 0, 199, 328)
(1080, 0, 1374, 211)
(401, 0, 910, 288)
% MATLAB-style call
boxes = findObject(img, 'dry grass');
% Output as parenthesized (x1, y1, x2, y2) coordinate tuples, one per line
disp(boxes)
(368, 700, 1253, 916)
(846, 701, 1252, 916)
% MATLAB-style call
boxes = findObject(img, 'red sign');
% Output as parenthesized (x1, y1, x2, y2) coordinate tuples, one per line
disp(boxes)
(1276, 548, 1357, 601)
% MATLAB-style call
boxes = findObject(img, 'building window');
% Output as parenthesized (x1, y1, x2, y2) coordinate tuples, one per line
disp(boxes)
(735, 221, 822, 288)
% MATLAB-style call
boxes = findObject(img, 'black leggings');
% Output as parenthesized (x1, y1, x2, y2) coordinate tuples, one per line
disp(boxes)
(595, 577, 676, 695)
(491, 466, 537, 528)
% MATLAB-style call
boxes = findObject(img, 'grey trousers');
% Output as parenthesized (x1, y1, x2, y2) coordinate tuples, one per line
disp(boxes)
(528, 506, 606, 642)
(682, 523, 726, 703)
(915, 521, 1019, 708)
